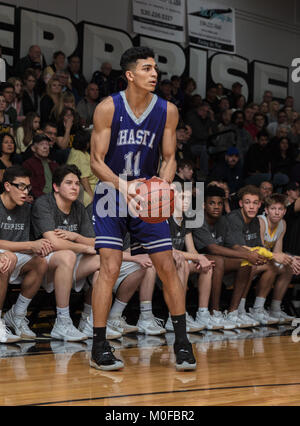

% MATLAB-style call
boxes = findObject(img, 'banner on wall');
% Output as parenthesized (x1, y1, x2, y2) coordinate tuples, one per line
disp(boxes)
(132, 0, 186, 43)
(187, 0, 236, 53)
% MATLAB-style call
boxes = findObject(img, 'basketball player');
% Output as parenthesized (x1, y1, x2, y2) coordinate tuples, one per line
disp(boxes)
(90, 47, 196, 371)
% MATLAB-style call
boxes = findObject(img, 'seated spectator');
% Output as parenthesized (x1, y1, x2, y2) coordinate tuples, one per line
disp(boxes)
(267, 109, 290, 137)
(216, 83, 225, 100)
(258, 180, 273, 214)
(0, 133, 17, 181)
(209, 147, 243, 195)
(40, 122, 62, 163)
(22, 69, 40, 116)
(22, 133, 58, 199)
(284, 96, 294, 110)
(15, 45, 46, 77)
(175, 122, 192, 161)
(173, 159, 194, 185)
(192, 185, 263, 328)
(230, 110, 253, 161)
(31, 164, 143, 341)
(7, 77, 25, 123)
(182, 77, 197, 117)
(32, 62, 46, 97)
(267, 100, 280, 124)
(253, 112, 267, 138)
(40, 77, 64, 125)
(232, 94, 246, 112)
(15, 112, 40, 157)
(76, 83, 99, 128)
(2, 83, 17, 128)
(158, 79, 177, 105)
(284, 181, 300, 206)
(203, 84, 219, 114)
(62, 91, 76, 110)
(0, 94, 13, 136)
(171, 75, 184, 110)
(43, 51, 66, 84)
(91, 62, 114, 100)
(67, 130, 97, 206)
(227, 82, 243, 109)
(244, 105, 257, 141)
(283, 182, 300, 256)
(260, 101, 269, 118)
(270, 137, 295, 183)
(185, 102, 218, 176)
(218, 97, 231, 113)
(55, 69, 73, 94)
(244, 130, 271, 186)
(67, 54, 88, 102)
(210, 109, 235, 159)
(290, 117, 300, 147)
(263, 90, 273, 105)
(0, 165, 51, 341)
(57, 106, 82, 150)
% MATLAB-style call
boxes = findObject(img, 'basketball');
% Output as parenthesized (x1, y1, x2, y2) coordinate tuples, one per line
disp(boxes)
(136, 177, 174, 223)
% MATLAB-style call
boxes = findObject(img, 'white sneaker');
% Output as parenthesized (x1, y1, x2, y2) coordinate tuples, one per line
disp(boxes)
(137, 314, 166, 335)
(78, 313, 122, 340)
(4, 306, 36, 339)
(211, 310, 235, 330)
(195, 310, 223, 330)
(165, 314, 204, 333)
(238, 310, 260, 327)
(269, 309, 295, 324)
(186, 313, 205, 332)
(107, 315, 138, 335)
(51, 317, 88, 342)
(248, 308, 279, 325)
(0, 318, 21, 343)
(226, 310, 254, 329)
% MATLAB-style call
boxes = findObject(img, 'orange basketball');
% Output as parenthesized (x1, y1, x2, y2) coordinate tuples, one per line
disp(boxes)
(136, 177, 174, 223)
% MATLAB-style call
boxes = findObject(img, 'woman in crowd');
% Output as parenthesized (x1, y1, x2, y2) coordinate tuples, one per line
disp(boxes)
(270, 136, 295, 183)
(7, 77, 25, 123)
(43, 51, 66, 84)
(22, 69, 40, 115)
(67, 130, 97, 206)
(0, 94, 13, 135)
(15, 112, 40, 156)
(0, 132, 17, 181)
(40, 77, 64, 124)
(267, 100, 281, 124)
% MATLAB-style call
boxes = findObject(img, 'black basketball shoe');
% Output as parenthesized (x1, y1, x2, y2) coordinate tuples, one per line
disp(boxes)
(174, 341, 197, 371)
(90, 340, 124, 371)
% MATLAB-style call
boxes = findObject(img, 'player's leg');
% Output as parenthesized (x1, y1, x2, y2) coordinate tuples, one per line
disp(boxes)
(137, 266, 166, 335)
(4, 255, 47, 340)
(248, 263, 279, 325)
(107, 263, 145, 334)
(150, 250, 197, 371)
(269, 265, 295, 323)
(45, 250, 87, 341)
(90, 248, 124, 371)
(0, 251, 20, 343)
(165, 259, 202, 333)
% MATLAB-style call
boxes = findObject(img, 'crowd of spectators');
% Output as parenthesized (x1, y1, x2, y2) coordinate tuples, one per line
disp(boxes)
(0, 43, 300, 345)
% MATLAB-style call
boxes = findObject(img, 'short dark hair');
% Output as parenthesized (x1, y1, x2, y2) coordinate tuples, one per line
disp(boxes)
(52, 164, 81, 187)
(1, 82, 14, 92)
(72, 130, 91, 152)
(2, 165, 31, 186)
(42, 122, 58, 131)
(204, 185, 225, 201)
(120, 47, 155, 73)
(32, 133, 51, 145)
(53, 50, 65, 60)
(257, 130, 269, 140)
(177, 159, 194, 171)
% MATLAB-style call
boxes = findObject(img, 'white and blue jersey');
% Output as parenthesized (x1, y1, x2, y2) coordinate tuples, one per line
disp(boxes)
(93, 91, 173, 254)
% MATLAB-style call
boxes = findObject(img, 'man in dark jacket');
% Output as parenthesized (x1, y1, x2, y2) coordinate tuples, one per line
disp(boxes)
(209, 147, 244, 194)
(23, 134, 58, 199)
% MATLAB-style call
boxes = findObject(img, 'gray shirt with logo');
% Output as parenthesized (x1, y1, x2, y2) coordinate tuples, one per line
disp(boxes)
(0, 197, 31, 242)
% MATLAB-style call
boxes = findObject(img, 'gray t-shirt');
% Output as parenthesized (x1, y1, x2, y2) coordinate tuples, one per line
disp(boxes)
(0, 197, 31, 242)
(192, 215, 235, 253)
(32, 193, 94, 238)
(226, 209, 262, 248)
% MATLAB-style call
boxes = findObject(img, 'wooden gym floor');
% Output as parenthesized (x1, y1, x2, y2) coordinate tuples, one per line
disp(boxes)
(1, 325, 300, 406)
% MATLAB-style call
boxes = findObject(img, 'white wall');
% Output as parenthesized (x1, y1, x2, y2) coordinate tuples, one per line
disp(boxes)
(1, 0, 300, 107)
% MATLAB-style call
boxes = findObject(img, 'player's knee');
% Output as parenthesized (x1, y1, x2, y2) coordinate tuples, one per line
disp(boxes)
(101, 261, 122, 281)
(59, 250, 77, 267)
(211, 255, 224, 270)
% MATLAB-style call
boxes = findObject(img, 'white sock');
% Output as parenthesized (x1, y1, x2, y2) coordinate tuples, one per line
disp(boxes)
(198, 307, 208, 314)
(140, 301, 152, 319)
(109, 298, 127, 318)
(14, 294, 32, 316)
(270, 300, 281, 312)
(83, 303, 92, 316)
(238, 298, 246, 313)
(253, 297, 266, 309)
(57, 306, 70, 319)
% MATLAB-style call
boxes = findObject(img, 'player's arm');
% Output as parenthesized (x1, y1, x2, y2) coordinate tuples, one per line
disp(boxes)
(258, 217, 265, 248)
(43, 231, 95, 255)
(90, 98, 123, 190)
(159, 102, 179, 184)
(272, 221, 293, 265)
(294, 197, 300, 213)
(53, 229, 95, 247)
